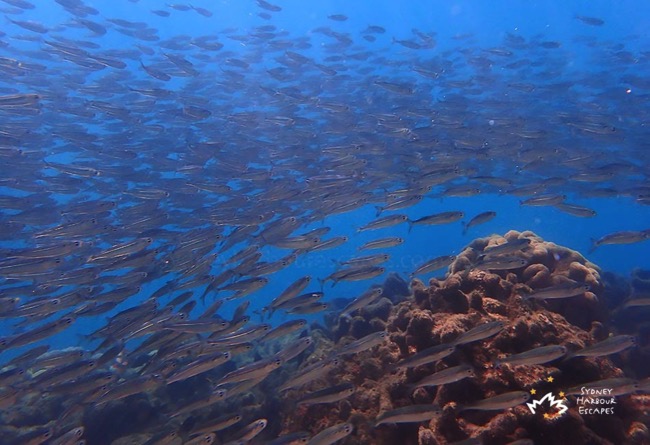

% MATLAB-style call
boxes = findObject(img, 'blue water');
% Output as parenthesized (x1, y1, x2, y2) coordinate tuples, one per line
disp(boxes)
(0, 0, 646, 348)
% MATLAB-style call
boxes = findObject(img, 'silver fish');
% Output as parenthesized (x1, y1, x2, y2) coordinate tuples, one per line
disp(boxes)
(358, 214, 408, 231)
(409, 364, 475, 389)
(565, 378, 639, 396)
(358, 237, 404, 251)
(480, 238, 531, 258)
(408, 211, 464, 231)
(341, 288, 383, 315)
(452, 321, 505, 346)
(217, 356, 283, 385)
(460, 391, 530, 411)
(336, 331, 388, 356)
(267, 431, 311, 445)
(410, 255, 456, 277)
(462, 211, 497, 235)
(375, 404, 441, 425)
(590, 230, 649, 252)
(567, 335, 636, 359)
(523, 282, 590, 300)
(279, 358, 340, 392)
(297, 383, 355, 405)
(494, 345, 567, 367)
(390, 343, 456, 371)
(473, 256, 528, 271)
(307, 422, 353, 445)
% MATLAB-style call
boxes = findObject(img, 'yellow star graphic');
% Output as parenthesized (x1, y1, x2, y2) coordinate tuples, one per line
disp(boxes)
(530, 388, 537, 395)
(544, 413, 550, 419)
(546, 376, 554, 383)
(559, 391, 565, 398)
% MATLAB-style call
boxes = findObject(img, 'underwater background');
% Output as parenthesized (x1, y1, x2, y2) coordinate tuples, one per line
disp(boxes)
(0, 0, 649, 444)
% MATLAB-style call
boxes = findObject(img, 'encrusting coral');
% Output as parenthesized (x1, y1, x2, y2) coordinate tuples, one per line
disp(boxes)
(278, 230, 648, 445)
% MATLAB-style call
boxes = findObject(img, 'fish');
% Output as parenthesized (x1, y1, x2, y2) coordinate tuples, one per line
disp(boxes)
(451, 321, 505, 346)
(340, 287, 384, 315)
(553, 202, 597, 218)
(390, 343, 456, 370)
(408, 364, 475, 390)
(565, 378, 639, 396)
(271, 292, 325, 312)
(375, 404, 441, 425)
(566, 335, 636, 359)
(297, 383, 355, 405)
(520, 194, 566, 207)
(262, 319, 307, 341)
(459, 391, 530, 411)
(216, 357, 283, 385)
(575, 15, 605, 26)
(523, 282, 591, 300)
(590, 230, 649, 252)
(307, 422, 353, 445)
(267, 431, 311, 445)
(285, 301, 329, 315)
(374, 195, 423, 215)
(274, 336, 314, 362)
(320, 266, 386, 286)
(473, 256, 529, 271)
(229, 418, 268, 442)
(0, 1, 647, 443)
(336, 254, 391, 268)
(358, 214, 409, 231)
(622, 298, 650, 309)
(358, 237, 404, 251)
(462, 211, 497, 235)
(278, 357, 340, 392)
(480, 238, 531, 257)
(494, 345, 567, 367)
(336, 331, 388, 356)
(266, 276, 312, 311)
(410, 255, 456, 277)
(165, 352, 231, 384)
(408, 211, 464, 231)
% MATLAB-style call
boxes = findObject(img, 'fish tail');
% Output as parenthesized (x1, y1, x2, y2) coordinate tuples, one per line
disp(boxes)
(407, 220, 413, 233)
(588, 239, 598, 254)
(374, 206, 383, 217)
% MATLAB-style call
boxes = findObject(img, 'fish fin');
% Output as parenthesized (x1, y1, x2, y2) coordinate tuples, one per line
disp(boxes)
(588, 238, 598, 253)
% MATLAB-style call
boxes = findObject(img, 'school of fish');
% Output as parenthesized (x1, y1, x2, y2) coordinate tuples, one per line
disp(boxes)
(0, 0, 649, 444)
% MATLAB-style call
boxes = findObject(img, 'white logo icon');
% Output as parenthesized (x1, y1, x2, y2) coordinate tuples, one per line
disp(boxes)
(526, 392, 569, 416)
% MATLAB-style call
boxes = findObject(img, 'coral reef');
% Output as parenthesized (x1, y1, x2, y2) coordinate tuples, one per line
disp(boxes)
(278, 231, 648, 445)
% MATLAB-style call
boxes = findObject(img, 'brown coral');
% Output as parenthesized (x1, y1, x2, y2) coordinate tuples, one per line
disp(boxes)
(276, 231, 647, 445)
